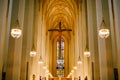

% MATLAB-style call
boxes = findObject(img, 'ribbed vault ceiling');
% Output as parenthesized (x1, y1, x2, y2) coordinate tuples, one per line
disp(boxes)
(43, 0, 78, 34)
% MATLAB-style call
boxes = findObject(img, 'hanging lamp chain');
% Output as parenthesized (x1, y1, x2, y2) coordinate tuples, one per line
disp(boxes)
(78, 0, 83, 61)
(14, 19, 21, 29)
(100, 19, 106, 29)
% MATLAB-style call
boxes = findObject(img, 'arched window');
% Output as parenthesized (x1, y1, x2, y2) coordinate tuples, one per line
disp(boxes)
(56, 38, 64, 77)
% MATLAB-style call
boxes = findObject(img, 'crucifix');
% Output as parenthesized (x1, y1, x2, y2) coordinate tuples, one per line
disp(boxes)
(48, 22, 72, 59)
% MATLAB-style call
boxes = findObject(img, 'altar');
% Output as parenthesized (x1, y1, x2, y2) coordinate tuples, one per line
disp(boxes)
(49, 77, 72, 80)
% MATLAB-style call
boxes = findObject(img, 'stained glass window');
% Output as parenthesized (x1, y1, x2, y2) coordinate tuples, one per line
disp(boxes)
(56, 38, 64, 77)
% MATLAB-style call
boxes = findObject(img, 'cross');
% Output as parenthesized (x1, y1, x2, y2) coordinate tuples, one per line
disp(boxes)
(48, 22, 72, 32)
(48, 22, 72, 58)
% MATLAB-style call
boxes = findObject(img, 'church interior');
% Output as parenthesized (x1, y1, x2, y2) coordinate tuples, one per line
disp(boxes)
(0, 0, 120, 80)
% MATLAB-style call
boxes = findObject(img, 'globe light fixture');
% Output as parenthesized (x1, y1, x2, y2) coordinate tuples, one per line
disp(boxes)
(30, 51, 37, 57)
(38, 56, 43, 64)
(77, 0, 82, 65)
(84, 48, 90, 57)
(84, 50, 90, 57)
(43, 66, 47, 69)
(30, 24, 37, 57)
(77, 56, 82, 64)
(43, 64, 47, 69)
(11, 19, 22, 38)
(99, 19, 110, 38)
(73, 66, 77, 70)
(38, 60, 43, 64)
(30, 43, 37, 57)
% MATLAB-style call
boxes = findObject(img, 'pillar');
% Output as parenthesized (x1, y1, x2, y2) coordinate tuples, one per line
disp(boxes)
(36, 0, 44, 79)
(5, 0, 23, 80)
(19, 0, 31, 80)
(77, 1, 86, 79)
(113, 0, 120, 79)
(22, 0, 37, 80)
(87, 0, 100, 80)
(96, 0, 114, 80)
(107, 0, 119, 79)
(0, 0, 8, 79)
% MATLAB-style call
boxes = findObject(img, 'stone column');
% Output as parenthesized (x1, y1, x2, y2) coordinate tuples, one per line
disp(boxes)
(46, 33, 50, 71)
(68, 34, 72, 72)
(49, 38, 53, 75)
(19, 0, 31, 80)
(5, 0, 23, 80)
(96, 0, 114, 80)
(113, 0, 120, 79)
(0, 0, 8, 79)
(87, 0, 100, 80)
(83, 0, 91, 80)
(77, 1, 86, 79)
(64, 36, 69, 77)
(74, 13, 79, 77)
(22, 0, 37, 80)
(108, 0, 119, 79)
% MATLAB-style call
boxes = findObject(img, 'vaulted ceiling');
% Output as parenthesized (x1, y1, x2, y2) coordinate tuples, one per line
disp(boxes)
(42, 0, 79, 36)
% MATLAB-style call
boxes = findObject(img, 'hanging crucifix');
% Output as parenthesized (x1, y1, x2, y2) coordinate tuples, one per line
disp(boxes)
(48, 22, 72, 59)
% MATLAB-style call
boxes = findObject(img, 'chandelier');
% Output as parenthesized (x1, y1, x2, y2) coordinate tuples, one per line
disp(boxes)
(77, 0, 82, 65)
(84, 23, 90, 57)
(11, 19, 22, 38)
(30, 25, 37, 57)
(43, 62, 47, 69)
(77, 56, 82, 64)
(43, 65, 47, 69)
(30, 50, 36, 57)
(30, 43, 36, 57)
(73, 66, 77, 70)
(84, 48, 90, 57)
(84, 0, 90, 57)
(99, 19, 110, 38)
(38, 56, 43, 64)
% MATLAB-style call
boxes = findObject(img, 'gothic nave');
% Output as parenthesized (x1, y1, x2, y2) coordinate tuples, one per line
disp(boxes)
(0, 0, 120, 80)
